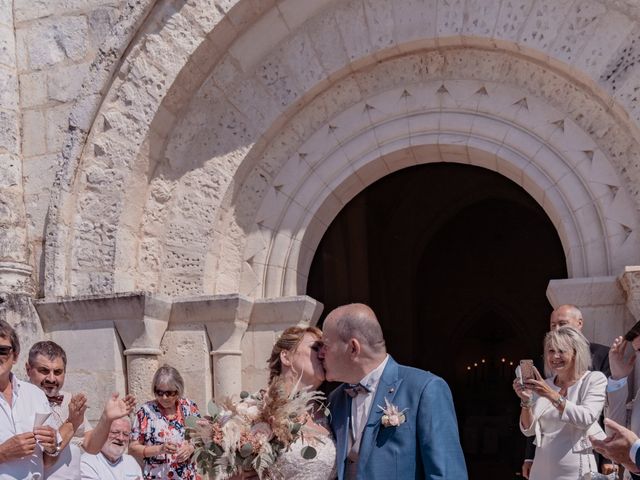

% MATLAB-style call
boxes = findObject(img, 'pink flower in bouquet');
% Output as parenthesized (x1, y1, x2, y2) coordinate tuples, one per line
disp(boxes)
(251, 422, 273, 441)
(236, 399, 261, 421)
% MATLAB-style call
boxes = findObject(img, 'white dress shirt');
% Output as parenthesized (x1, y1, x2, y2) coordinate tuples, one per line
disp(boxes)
(80, 452, 142, 480)
(351, 355, 389, 448)
(0, 373, 52, 480)
(45, 390, 93, 480)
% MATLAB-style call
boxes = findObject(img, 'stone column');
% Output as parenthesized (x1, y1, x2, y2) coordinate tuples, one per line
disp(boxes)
(112, 294, 172, 402)
(0, 0, 30, 293)
(35, 292, 171, 422)
(172, 295, 253, 401)
(0, 0, 39, 368)
(243, 296, 323, 393)
(547, 276, 632, 347)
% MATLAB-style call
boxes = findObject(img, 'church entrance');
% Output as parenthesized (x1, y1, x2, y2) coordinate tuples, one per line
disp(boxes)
(307, 162, 567, 479)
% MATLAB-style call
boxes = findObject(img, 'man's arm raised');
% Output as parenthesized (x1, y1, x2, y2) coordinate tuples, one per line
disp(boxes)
(82, 392, 136, 454)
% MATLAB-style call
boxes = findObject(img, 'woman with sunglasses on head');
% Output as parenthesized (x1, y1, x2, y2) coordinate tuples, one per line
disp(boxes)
(130, 364, 201, 479)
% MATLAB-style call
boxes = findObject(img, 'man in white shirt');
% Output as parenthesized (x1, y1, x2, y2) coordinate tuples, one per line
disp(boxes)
(0, 320, 59, 480)
(80, 417, 142, 480)
(26, 341, 136, 480)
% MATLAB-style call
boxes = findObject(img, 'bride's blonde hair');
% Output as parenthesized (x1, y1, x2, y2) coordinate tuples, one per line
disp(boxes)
(267, 326, 322, 384)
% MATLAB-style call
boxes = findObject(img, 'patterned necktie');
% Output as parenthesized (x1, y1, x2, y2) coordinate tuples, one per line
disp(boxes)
(47, 394, 64, 406)
(345, 383, 370, 398)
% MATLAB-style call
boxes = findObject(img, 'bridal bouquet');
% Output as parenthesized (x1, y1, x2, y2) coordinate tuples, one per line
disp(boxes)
(186, 378, 327, 480)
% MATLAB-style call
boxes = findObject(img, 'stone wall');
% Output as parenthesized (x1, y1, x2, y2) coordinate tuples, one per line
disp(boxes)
(6, 0, 640, 415)
(14, 0, 126, 290)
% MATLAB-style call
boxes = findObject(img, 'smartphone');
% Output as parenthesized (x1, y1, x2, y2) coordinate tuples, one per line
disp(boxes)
(519, 359, 535, 383)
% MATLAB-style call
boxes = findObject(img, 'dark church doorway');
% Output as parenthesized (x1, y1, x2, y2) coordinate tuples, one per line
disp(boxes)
(307, 162, 567, 479)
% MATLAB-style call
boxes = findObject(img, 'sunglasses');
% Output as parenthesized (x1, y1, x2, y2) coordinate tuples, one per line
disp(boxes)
(154, 389, 179, 398)
(0, 346, 13, 357)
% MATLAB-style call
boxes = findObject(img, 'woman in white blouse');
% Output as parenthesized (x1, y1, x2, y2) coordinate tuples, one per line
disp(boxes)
(513, 326, 607, 480)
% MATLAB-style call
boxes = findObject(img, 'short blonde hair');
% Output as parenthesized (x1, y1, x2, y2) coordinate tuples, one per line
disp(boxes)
(544, 326, 592, 378)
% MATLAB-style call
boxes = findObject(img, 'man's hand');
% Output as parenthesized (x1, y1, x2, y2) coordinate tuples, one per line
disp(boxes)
(67, 393, 88, 431)
(610, 336, 636, 380)
(0, 432, 37, 461)
(174, 442, 194, 463)
(521, 461, 532, 479)
(34, 426, 58, 454)
(104, 392, 136, 421)
(590, 418, 639, 465)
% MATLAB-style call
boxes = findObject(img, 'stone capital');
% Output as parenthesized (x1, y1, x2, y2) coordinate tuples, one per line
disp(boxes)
(34, 292, 172, 353)
(251, 295, 323, 329)
(546, 276, 628, 347)
(171, 294, 253, 353)
(620, 266, 640, 321)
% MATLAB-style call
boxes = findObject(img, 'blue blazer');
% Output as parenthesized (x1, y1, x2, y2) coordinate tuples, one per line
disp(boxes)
(328, 356, 468, 480)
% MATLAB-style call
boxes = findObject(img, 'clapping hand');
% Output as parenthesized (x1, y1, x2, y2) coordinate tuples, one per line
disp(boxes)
(67, 393, 88, 430)
(609, 336, 636, 380)
(104, 392, 136, 421)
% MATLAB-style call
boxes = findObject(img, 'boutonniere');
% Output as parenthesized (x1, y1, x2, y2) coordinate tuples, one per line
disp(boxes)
(378, 398, 407, 427)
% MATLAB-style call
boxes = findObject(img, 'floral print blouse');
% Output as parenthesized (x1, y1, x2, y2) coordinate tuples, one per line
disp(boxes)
(132, 398, 201, 480)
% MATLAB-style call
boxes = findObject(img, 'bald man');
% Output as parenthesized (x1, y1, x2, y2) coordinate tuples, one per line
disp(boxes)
(319, 303, 467, 480)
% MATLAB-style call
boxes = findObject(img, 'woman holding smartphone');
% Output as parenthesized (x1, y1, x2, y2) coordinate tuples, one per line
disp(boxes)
(512, 326, 608, 480)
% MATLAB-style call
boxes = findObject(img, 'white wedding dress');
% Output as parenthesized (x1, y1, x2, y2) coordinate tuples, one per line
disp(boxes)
(272, 434, 337, 480)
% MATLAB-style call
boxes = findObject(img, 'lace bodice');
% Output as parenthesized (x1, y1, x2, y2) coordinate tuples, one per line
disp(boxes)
(272, 434, 336, 480)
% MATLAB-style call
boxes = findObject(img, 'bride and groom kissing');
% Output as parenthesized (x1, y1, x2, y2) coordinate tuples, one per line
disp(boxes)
(267, 303, 468, 480)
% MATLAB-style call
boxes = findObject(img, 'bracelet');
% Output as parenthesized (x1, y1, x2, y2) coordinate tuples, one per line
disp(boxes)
(552, 395, 566, 408)
(520, 399, 533, 408)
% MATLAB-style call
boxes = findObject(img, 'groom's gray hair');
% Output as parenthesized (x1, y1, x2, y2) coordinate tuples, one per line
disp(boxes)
(334, 303, 386, 354)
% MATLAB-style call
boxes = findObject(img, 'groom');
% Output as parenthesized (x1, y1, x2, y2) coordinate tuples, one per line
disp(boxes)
(319, 303, 467, 480)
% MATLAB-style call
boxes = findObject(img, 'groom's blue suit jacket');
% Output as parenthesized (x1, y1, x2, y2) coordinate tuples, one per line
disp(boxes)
(328, 356, 468, 480)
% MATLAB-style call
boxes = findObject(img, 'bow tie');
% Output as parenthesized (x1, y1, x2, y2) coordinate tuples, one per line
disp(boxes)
(47, 394, 64, 406)
(345, 383, 371, 398)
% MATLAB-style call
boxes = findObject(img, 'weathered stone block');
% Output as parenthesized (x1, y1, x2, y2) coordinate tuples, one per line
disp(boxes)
(0, 154, 20, 188)
(0, 109, 19, 154)
(14, 0, 118, 22)
(19, 71, 48, 109)
(23, 16, 88, 69)
(46, 104, 72, 153)
(0, 226, 27, 259)
(0, 0, 11, 27)
(0, 25, 15, 68)
(0, 68, 17, 110)
(21, 109, 45, 157)
(48, 63, 89, 103)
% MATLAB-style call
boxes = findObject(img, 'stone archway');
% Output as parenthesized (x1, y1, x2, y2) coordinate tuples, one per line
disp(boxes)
(36, 0, 640, 412)
(306, 161, 568, 477)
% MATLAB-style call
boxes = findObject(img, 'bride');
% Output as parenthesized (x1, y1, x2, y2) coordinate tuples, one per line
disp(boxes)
(236, 326, 336, 480)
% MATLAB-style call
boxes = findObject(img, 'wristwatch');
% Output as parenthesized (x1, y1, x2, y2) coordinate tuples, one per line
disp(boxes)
(45, 433, 63, 457)
(552, 395, 566, 408)
(44, 443, 61, 457)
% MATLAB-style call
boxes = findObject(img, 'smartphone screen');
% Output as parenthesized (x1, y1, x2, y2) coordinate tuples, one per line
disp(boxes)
(519, 359, 535, 382)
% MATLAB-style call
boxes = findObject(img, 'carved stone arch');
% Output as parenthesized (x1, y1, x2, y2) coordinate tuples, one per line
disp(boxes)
(234, 70, 640, 298)
(43, 0, 640, 301)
